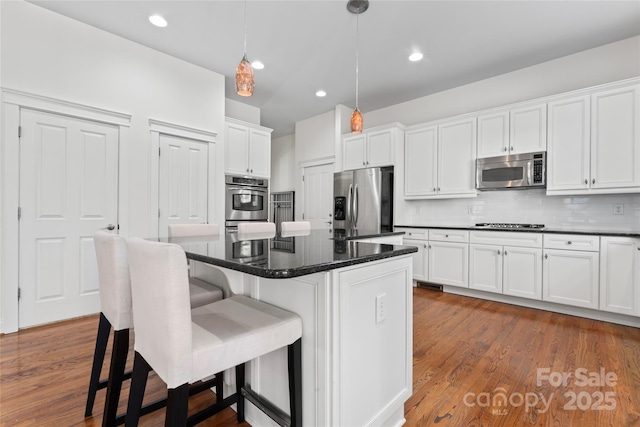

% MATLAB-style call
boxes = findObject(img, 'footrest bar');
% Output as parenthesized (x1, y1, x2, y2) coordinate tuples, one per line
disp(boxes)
(242, 386, 291, 427)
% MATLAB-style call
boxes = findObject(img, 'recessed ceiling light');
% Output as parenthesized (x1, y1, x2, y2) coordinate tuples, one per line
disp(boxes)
(409, 52, 423, 62)
(316, 90, 327, 97)
(251, 61, 265, 70)
(149, 15, 168, 28)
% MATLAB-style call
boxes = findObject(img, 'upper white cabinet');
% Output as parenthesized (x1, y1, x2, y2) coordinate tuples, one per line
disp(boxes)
(225, 118, 272, 178)
(342, 124, 402, 171)
(404, 118, 477, 199)
(547, 81, 640, 195)
(599, 236, 640, 317)
(476, 103, 546, 159)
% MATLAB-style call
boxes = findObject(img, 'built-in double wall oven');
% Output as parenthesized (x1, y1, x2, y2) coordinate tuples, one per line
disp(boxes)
(225, 175, 269, 230)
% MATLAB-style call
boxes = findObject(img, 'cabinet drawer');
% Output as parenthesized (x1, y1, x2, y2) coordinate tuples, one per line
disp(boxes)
(543, 234, 599, 251)
(470, 230, 542, 248)
(397, 228, 429, 241)
(429, 229, 469, 243)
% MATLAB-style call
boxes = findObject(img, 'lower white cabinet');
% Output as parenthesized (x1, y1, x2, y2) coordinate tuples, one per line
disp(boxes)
(542, 234, 600, 309)
(599, 236, 640, 316)
(469, 231, 543, 299)
(428, 230, 469, 288)
(403, 238, 428, 282)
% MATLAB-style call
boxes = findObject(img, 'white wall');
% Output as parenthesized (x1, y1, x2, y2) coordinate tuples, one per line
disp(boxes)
(371, 36, 640, 229)
(0, 0, 226, 329)
(225, 98, 260, 125)
(271, 134, 295, 192)
(294, 109, 336, 164)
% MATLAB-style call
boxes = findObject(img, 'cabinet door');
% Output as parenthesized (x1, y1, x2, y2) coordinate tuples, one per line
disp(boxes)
(510, 103, 547, 154)
(403, 238, 428, 282)
(600, 237, 639, 316)
(503, 246, 542, 300)
(547, 96, 591, 192)
(248, 128, 271, 178)
(404, 126, 437, 197)
(477, 111, 509, 158)
(225, 122, 249, 175)
(428, 242, 468, 288)
(591, 85, 640, 190)
(542, 249, 599, 309)
(438, 118, 477, 195)
(343, 134, 366, 171)
(367, 128, 394, 168)
(469, 244, 502, 294)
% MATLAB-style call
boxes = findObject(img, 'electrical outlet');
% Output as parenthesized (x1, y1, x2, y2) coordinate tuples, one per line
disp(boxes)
(613, 204, 624, 215)
(376, 293, 386, 324)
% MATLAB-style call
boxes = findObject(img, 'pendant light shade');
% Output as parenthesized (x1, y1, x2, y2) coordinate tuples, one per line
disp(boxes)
(236, 53, 254, 97)
(348, 0, 368, 134)
(350, 108, 363, 134)
(236, 0, 254, 97)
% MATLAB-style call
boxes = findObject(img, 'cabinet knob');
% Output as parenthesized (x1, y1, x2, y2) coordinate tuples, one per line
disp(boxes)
(567, 241, 572, 245)
(510, 146, 514, 151)
(363, 161, 366, 165)
(503, 147, 507, 152)
(544, 254, 548, 259)
(437, 187, 441, 192)
(428, 244, 432, 249)
(250, 169, 253, 173)
(424, 244, 427, 248)
(584, 179, 588, 184)
(433, 187, 436, 192)
(497, 249, 501, 255)
(246, 168, 249, 172)
(504, 250, 508, 256)
(445, 234, 449, 238)
(592, 178, 596, 184)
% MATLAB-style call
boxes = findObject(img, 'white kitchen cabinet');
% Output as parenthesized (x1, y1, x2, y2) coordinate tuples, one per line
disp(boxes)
(225, 118, 272, 178)
(542, 234, 599, 309)
(404, 118, 477, 199)
(343, 124, 401, 171)
(477, 111, 509, 158)
(476, 103, 546, 159)
(428, 229, 469, 288)
(547, 81, 640, 195)
(599, 236, 640, 316)
(398, 227, 429, 282)
(469, 231, 542, 298)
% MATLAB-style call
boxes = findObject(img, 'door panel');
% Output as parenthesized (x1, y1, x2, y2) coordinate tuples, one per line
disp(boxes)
(19, 109, 118, 328)
(158, 134, 208, 236)
(302, 163, 334, 229)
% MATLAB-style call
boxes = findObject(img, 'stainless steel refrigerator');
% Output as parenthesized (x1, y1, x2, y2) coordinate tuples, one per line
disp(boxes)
(333, 166, 393, 234)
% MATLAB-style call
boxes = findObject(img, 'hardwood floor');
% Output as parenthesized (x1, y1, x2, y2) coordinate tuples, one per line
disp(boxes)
(1, 288, 639, 426)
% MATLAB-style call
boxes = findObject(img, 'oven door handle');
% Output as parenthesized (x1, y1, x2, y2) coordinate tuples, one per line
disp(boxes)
(226, 185, 267, 193)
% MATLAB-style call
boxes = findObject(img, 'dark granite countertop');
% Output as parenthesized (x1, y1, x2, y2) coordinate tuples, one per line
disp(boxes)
(394, 224, 640, 238)
(332, 228, 405, 240)
(159, 230, 417, 279)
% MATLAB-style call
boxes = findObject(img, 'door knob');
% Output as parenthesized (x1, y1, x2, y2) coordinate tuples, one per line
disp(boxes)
(101, 224, 116, 231)
(326, 220, 333, 225)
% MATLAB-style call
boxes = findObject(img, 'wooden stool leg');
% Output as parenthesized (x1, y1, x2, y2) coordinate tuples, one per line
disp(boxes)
(236, 364, 246, 423)
(124, 352, 151, 427)
(288, 338, 302, 427)
(102, 328, 129, 427)
(166, 384, 189, 427)
(85, 313, 111, 417)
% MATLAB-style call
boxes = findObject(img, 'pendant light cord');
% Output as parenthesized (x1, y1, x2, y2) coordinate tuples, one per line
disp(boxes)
(243, 0, 248, 55)
(355, 12, 359, 110)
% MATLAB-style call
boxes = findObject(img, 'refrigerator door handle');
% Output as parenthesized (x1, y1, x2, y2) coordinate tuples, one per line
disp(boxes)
(353, 184, 359, 227)
(347, 184, 353, 225)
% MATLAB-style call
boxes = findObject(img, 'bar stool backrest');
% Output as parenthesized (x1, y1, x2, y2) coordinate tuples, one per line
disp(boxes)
(168, 223, 220, 237)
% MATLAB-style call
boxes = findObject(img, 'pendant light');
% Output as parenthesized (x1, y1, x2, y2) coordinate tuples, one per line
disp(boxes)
(236, 0, 254, 96)
(348, 0, 368, 134)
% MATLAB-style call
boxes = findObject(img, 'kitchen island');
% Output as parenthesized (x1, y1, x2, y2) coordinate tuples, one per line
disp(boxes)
(162, 230, 416, 427)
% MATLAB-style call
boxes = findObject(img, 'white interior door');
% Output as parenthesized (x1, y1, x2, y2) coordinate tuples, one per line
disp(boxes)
(301, 163, 334, 229)
(158, 134, 208, 236)
(19, 109, 119, 328)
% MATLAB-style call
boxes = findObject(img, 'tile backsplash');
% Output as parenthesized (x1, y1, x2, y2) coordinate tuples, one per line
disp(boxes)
(405, 189, 640, 232)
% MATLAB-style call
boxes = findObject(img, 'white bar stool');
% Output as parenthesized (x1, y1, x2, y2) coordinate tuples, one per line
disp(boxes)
(125, 238, 303, 427)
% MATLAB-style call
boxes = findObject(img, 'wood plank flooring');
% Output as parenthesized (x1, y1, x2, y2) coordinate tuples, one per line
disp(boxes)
(1, 288, 639, 426)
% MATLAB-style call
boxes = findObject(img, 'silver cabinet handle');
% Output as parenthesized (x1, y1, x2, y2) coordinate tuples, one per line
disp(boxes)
(101, 224, 115, 230)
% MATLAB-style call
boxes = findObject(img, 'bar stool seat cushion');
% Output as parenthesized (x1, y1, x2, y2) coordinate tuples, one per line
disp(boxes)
(190, 296, 302, 383)
(188, 278, 224, 309)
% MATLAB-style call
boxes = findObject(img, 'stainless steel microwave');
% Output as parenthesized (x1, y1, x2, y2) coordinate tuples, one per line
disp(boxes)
(476, 152, 546, 190)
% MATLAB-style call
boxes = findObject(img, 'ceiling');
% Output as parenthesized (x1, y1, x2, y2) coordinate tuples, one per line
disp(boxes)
(28, 1, 640, 138)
